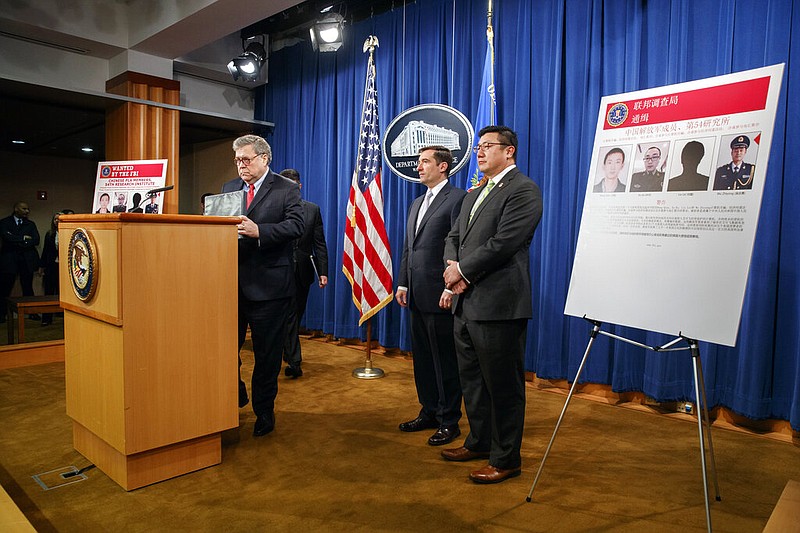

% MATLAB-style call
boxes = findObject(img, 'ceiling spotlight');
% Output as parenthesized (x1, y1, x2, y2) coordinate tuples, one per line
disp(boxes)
(310, 13, 344, 52)
(81, 147, 94, 153)
(227, 37, 267, 82)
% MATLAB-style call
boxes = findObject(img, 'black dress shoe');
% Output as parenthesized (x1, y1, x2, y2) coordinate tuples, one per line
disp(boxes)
(398, 416, 439, 432)
(428, 425, 461, 446)
(238, 388, 249, 408)
(284, 365, 303, 378)
(253, 414, 275, 437)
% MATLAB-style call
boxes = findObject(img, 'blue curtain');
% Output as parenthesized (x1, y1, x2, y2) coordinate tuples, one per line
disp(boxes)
(257, 0, 800, 430)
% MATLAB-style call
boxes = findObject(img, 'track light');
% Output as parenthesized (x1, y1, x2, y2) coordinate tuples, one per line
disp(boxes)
(310, 13, 344, 52)
(227, 37, 267, 82)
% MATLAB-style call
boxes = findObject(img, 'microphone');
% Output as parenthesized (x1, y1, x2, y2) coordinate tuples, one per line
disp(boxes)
(145, 185, 174, 197)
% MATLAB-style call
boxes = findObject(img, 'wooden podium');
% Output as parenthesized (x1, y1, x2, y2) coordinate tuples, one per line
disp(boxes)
(58, 214, 239, 490)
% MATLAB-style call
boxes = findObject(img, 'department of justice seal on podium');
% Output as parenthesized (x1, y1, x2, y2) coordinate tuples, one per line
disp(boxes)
(68, 228, 99, 302)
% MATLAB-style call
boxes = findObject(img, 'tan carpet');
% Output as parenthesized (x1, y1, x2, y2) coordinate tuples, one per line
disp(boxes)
(0, 337, 798, 532)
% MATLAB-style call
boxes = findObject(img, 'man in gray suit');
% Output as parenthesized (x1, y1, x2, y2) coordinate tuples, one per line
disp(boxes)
(442, 125, 543, 484)
(395, 146, 466, 446)
(222, 135, 304, 437)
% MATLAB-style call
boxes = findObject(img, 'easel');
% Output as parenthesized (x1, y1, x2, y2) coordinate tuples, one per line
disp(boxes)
(526, 317, 721, 533)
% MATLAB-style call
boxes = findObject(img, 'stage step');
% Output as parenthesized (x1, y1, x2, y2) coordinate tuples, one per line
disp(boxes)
(764, 479, 800, 532)
(0, 483, 35, 532)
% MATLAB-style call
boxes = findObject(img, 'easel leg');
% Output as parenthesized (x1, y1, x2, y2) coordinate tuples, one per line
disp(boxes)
(526, 321, 601, 502)
(688, 339, 720, 533)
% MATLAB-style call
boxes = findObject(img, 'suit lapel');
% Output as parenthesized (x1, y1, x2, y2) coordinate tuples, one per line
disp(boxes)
(463, 170, 516, 237)
(246, 171, 275, 215)
(408, 195, 423, 239)
(414, 183, 451, 240)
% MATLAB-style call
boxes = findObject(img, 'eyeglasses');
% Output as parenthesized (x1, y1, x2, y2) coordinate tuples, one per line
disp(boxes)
(643, 155, 660, 161)
(472, 142, 510, 153)
(234, 154, 265, 166)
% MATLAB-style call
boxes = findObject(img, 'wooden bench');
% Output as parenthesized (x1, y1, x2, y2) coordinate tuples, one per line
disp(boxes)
(764, 479, 800, 532)
(5, 296, 61, 344)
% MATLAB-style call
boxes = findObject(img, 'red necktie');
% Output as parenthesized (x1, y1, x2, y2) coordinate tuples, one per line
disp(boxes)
(246, 185, 255, 208)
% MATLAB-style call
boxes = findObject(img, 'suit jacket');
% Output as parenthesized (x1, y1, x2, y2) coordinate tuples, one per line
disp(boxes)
(294, 200, 328, 286)
(222, 171, 304, 302)
(112, 205, 127, 212)
(444, 167, 542, 321)
(399, 181, 466, 314)
(0, 215, 40, 274)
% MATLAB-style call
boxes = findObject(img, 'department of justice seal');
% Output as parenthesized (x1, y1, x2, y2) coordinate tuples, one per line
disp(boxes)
(383, 104, 474, 182)
(68, 228, 99, 302)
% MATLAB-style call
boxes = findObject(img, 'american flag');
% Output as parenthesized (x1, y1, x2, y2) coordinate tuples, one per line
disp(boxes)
(342, 41, 393, 326)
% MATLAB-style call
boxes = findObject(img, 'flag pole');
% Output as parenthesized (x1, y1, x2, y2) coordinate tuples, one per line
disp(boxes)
(353, 318, 384, 379)
(352, 34, 386, 380)
(487, 0, 495, 125)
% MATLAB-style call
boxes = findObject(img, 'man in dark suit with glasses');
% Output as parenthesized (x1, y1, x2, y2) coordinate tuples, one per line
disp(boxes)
(222, 135, 304, 437)
(442, 126, 543, 484)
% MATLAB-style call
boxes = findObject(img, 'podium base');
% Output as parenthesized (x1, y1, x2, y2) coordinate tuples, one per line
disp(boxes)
(72, 422, 221, 491)
(352, 367, 385, 379)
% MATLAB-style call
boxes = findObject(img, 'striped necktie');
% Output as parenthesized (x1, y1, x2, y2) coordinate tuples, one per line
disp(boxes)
(469, 180, 495, 222)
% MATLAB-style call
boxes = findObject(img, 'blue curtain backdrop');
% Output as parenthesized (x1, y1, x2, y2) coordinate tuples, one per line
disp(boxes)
(257, 0, 800, 430)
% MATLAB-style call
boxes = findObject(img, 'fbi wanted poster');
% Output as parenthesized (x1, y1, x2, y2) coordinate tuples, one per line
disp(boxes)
(564, 65, 784, 346)
(91, 160, 168, 215)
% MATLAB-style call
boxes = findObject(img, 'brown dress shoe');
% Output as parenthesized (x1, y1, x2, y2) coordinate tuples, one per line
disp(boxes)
(469, 464, 521, 484)
(440, 446, 490, 462)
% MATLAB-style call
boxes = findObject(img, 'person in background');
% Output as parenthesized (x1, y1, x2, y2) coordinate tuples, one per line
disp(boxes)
(279, 168, 329, 379)
(200, 193, 213, 213)
(39, 211, 62, 326)
(0, 202, 40, 323)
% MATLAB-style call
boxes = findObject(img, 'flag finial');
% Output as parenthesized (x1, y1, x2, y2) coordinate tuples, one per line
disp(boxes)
(363, 35, 379, 54)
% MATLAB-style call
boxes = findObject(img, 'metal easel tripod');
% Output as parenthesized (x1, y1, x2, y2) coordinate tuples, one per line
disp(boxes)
(525, 317, 721, 533)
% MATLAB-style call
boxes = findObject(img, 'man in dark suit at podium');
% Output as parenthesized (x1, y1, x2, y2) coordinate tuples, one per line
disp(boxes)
(278, 168, 329, 379)
(442, 126, 543, 484)
(222, 135, 304, 437)
(395, 146, 465, 447)
(0, 202, 40, 323)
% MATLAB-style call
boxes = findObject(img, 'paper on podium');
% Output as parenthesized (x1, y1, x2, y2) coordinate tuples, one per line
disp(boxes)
(204, 190, 245, 217)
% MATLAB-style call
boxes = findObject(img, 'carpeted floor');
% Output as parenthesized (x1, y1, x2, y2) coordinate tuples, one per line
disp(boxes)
(0, 336, 798, 532)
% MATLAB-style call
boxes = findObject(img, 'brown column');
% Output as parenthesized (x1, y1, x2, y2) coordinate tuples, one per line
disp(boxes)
(106, 73, 180, 214)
